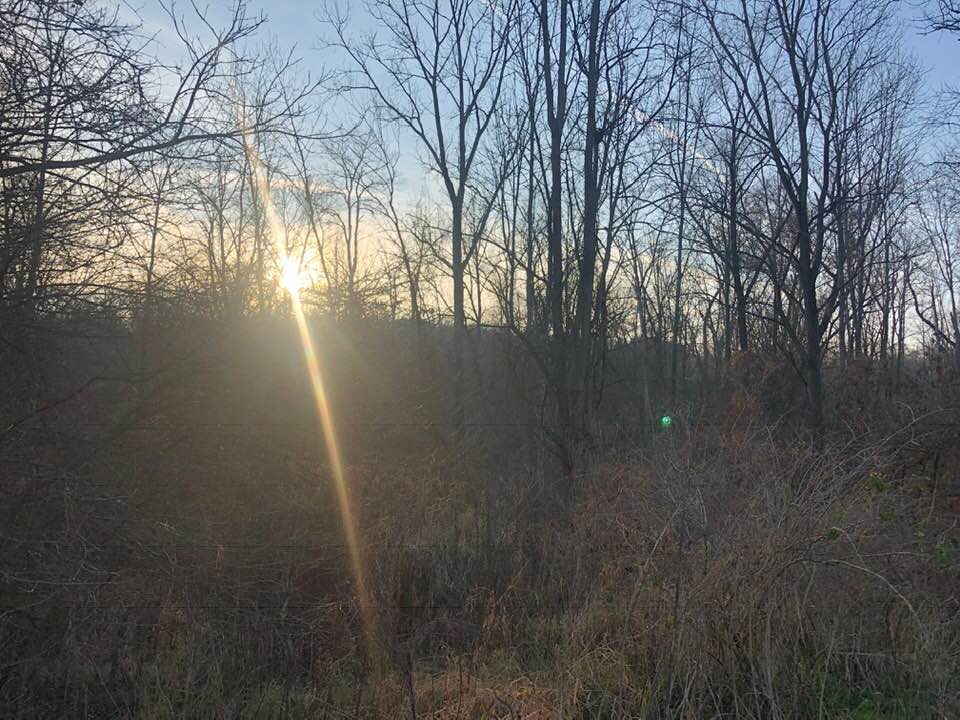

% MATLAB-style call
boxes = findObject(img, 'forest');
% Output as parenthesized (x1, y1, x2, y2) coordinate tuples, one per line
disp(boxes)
(2, 0, 960, 717)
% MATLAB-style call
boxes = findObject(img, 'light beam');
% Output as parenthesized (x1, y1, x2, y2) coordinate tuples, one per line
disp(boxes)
(239, 123, 379, 667)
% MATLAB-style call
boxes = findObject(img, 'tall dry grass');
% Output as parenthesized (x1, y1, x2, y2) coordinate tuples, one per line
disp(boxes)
(2, 323, 958, 718)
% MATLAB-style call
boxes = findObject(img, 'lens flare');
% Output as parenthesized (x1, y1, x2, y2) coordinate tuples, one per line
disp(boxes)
(288, 286, 377, 660)
(239, 126, 379, 666)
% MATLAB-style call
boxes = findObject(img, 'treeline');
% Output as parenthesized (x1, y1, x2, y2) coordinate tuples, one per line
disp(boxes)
(2, 0, 960, 443)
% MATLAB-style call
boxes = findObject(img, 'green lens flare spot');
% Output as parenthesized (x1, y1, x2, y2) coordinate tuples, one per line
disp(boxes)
(660, 415, 672, 429)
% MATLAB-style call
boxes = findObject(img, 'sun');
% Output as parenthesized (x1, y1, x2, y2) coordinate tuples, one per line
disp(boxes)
(280, 258, 306, 297)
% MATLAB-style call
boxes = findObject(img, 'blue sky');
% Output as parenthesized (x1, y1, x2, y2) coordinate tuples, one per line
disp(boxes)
(132, 0, 956, 87)
(247, 0, 957, 84)
(904, 10, 957, 89)
(253, 0, 957, 174)
(128, 0, 956, 182)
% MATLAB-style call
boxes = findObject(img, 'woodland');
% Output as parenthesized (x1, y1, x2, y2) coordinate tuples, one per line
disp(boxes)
(2, 0, 960, 716)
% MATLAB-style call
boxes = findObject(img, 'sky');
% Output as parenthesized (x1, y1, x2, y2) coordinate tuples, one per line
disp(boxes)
(129, 0, 957, 90)
(116, 0, 957, 323)
(245, 0, 957, 84)
(125, 0, 957, 188)
(905, 10, 957, 90)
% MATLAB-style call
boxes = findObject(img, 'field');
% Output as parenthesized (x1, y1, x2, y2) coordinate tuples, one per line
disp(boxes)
(2, 320, 957, 719)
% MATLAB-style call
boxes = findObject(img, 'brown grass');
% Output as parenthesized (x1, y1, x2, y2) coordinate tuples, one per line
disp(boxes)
(2, 326, 958, 718)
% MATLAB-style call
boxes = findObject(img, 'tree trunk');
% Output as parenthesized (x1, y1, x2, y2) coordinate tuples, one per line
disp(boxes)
(799, 229, 824, 432)
(525, 103, 537, 332)
(574, 0, 602, 429)
(452, 200, 465, 427)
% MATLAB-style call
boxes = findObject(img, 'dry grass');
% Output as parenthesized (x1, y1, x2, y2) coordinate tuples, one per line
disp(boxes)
(2, 328, 958, 718)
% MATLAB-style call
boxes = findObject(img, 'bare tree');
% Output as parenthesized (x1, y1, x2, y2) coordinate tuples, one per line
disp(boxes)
(332, 0, 516, 423)
(371, 130, 428, 325)
(912, 163, 960, 364)
(925, 1, 960, 34)
(0, 1, 268, 181)
(699, 0, 905, 430)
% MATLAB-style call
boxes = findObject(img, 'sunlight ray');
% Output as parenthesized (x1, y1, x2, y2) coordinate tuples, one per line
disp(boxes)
(239, 120, 379, 667)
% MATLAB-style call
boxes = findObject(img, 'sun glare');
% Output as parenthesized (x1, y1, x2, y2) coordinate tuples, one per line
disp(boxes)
(280, 259, 306, 296)
(240, 127, 378, 668)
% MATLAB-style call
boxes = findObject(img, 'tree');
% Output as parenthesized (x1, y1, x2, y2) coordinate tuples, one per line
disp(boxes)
(371, 130, 428, 325)
(333, 0, 516, 423)
(912, 164, 960, 364)
(925, 1, 960, 34)
(699, 0, 906, 430)
(0, 1, 266, 181)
